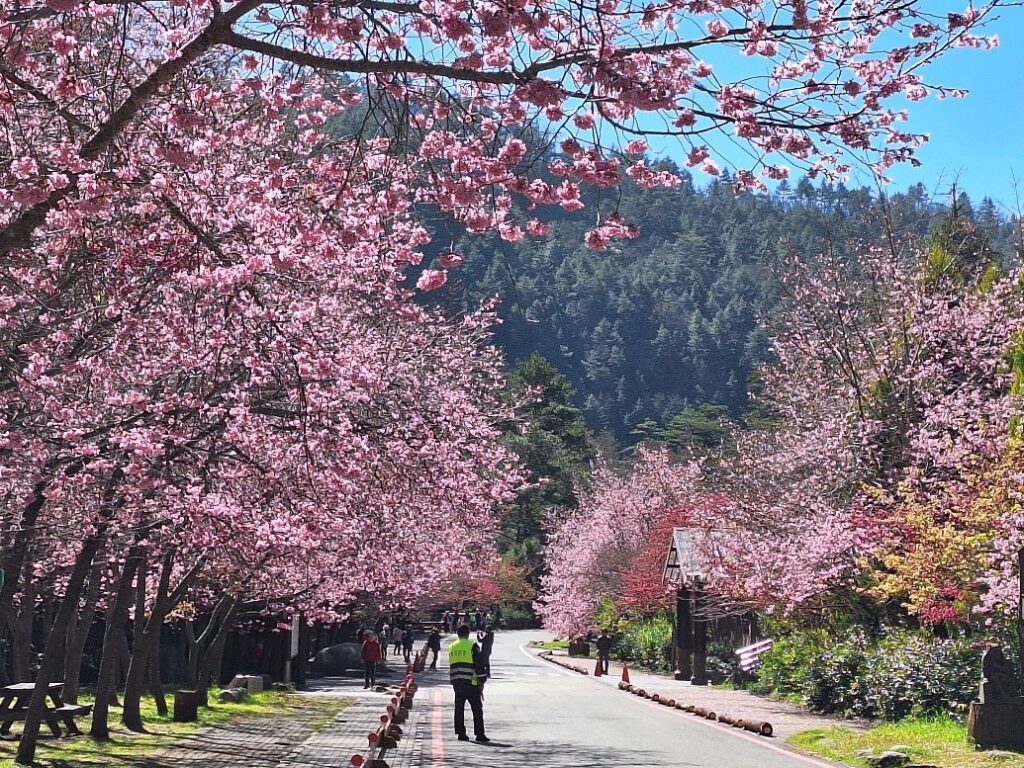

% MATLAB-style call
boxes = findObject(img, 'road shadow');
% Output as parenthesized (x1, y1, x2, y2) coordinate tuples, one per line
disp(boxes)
(444, 738, 680, 768)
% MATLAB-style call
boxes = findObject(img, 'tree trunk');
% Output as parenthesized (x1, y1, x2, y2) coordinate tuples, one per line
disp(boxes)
(184, 594, 230, 690)
(90, 550, 141, 739)
(184, 620, 201, 690)
(10, 580, 35, 682)
(15, 533, 104, 765)
(122, 552, 204, 731)
(198, 599, 239, 692)
(120, 549, 150, 732)
(149, 642, 167, 717)
(63, 553, 104, 704)
(0, 482, 46, 653)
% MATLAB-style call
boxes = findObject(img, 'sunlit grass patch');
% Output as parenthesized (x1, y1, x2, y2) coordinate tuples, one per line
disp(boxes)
(791, 716, 1024, 768)
(0, 689, 348, 767)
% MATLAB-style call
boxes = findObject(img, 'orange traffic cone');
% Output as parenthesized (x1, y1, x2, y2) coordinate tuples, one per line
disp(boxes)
(621, 663, 630, 684)
(593, 658, 603, 677)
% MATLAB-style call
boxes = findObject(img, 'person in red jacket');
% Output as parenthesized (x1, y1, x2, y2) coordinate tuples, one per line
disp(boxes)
(361, 631, 382, 689)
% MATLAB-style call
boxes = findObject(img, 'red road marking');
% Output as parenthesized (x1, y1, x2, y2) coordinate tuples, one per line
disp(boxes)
(430, 688, 445, 767)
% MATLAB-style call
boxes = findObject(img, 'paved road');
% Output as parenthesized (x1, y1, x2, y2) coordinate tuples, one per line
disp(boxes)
(414, 629, 839, 768)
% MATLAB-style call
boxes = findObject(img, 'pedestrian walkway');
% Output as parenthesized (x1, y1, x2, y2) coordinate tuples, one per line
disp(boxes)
(540, 650, 867, 740)
(133, 670, 443, 768)
(141, 695, 350, 768)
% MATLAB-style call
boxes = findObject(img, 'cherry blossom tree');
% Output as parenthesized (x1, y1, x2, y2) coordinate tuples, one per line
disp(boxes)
(0, 0, 1013, 759)
(536, 447, 702, 636)
(0, 73, 522, 759)
(721, 226, 1024, 621)
(0, 0, 1005, 269)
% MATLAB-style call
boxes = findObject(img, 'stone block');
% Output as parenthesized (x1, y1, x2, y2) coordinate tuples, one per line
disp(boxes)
(968, 699, 1024, 751)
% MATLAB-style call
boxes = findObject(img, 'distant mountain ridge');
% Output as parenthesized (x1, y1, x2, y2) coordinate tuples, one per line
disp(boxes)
(443, 172, 1019, 446)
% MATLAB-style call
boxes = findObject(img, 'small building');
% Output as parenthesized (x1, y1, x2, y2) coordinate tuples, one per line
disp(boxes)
(662, 527, 710, 684)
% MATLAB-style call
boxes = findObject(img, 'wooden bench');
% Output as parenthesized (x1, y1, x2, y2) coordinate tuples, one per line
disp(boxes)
(735, 638, 774, 673)
(0, 683, 91, 737)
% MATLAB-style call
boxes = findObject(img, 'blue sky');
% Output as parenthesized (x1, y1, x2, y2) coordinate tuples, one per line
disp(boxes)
(636, 8, 1024, 212)
(865, 6, 1024, 211)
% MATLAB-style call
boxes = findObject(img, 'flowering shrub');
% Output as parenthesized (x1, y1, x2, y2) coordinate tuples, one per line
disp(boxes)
(752, 630, 983, 720)
(860, 634, 981, 720)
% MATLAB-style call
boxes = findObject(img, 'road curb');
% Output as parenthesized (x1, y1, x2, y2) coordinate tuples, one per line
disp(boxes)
(523, 642, 847, 768)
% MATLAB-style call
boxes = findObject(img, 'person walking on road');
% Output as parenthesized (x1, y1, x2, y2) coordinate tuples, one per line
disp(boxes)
(392, 625, 403, 657)
(448, 624, 489, 742)
(476, 624, 495, 677)
(402, 626, 416, 664)
(596, 630, 613, 675)
(361, 632, 382, 689)
(380, 624, 391, 660)
(427, 629, 442, 670)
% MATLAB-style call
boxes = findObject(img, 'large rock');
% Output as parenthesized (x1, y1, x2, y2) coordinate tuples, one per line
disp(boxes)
(310, 643, 390, 677)
(218, 687, 248, 703)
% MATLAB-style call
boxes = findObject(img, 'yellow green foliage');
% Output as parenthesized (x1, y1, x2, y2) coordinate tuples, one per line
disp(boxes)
(867, 475, 1004, 622)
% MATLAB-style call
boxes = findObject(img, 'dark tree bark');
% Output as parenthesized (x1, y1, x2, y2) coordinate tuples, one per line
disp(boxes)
(10, 580, 35, 683)
(122, 552, 204, 731)
(63, 552, 104, 704)
(197, 599, 240, 692)
(15, 532, 106, 765)
(0, 482, 46, 652)
(149, 641, 167, 717)
(90, 550, 141, 739)
(120, 548, 149, 731)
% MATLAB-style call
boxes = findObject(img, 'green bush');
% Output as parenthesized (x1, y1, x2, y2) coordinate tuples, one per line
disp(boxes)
(751, 629, 983, 721)
(860, 633, 980, 720)
(805, 639, 870, 716)
(706, 639, 738, 679)
(617, 616, 673, 671)
(749, 631, 828, 702)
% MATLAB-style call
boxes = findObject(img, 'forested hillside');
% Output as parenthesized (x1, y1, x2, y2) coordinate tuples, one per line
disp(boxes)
(445, 172, 1019, 445)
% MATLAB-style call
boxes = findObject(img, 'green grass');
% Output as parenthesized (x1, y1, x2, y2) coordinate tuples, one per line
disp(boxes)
(531, 640, 570, 651)
(790, 717, 1024, 768)
(0, 689, 348, 768)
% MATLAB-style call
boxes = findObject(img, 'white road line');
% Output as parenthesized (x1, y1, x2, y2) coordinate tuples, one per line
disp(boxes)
(516, 640, 843, 768)
(517, 643, 574, 676)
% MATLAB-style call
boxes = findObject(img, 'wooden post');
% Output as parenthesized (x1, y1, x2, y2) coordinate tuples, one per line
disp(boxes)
(691, 584, 708, 686)
(1017, 548, 1024, 694)
(294, 613, 309, 690)
(673, 587, 692, 681)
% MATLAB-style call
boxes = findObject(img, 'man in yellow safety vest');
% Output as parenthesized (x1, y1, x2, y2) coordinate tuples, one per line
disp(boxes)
(447, 624, 489, 742)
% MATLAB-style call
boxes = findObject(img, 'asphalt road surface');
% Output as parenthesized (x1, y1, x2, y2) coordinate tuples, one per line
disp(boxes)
(415, 629, 840, 768)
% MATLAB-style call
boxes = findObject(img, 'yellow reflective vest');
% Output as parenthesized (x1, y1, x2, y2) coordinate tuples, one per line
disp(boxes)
(448, 637, 479, 685)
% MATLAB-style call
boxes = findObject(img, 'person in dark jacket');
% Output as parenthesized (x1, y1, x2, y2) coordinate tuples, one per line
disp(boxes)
(402, 626, 415, 663)
(476, 624, 495, 677)
(427, 629, 442, 670)
(392, 625, 403, 656)
(361, 632, 382, 688)
(595, 630, 613, 675)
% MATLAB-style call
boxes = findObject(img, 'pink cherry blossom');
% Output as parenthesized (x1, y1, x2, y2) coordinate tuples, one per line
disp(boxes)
(416, 268, 448, 291)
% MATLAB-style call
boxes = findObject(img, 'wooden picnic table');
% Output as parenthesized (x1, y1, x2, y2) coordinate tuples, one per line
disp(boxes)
(0, 682, 91, 737)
